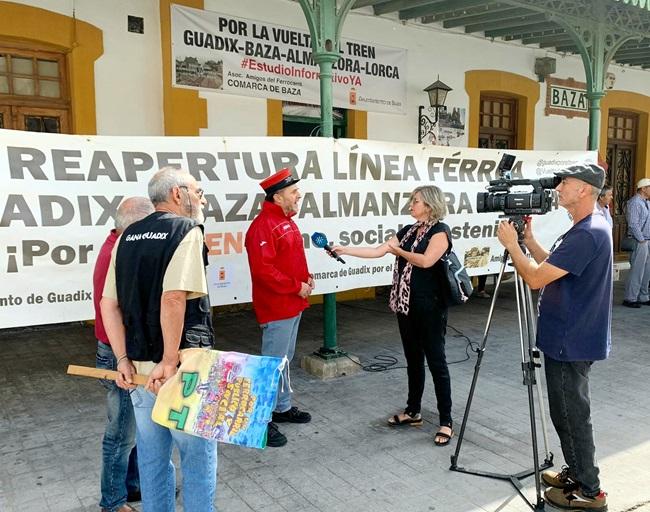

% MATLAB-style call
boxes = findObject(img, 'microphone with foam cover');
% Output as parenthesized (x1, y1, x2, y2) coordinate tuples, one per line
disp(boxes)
(311, 232, 345, 264)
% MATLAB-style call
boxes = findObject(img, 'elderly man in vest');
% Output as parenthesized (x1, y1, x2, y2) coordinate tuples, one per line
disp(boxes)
(101, 167, 217, 512)
(245, 168, 314, 448)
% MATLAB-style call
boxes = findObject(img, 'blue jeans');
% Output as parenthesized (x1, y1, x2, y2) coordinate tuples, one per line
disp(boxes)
(130, 386, 218, 512)
(544, 356, 601, 496)
(260, 313, 301, 413)
(96, 341, 139, 511)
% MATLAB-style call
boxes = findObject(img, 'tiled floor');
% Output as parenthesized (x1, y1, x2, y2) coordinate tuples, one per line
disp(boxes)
(1, 280, 649, 511)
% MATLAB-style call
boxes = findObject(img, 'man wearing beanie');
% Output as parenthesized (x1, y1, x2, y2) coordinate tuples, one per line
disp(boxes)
(497, 164, 611, 511)
(245, 168, 314, 447)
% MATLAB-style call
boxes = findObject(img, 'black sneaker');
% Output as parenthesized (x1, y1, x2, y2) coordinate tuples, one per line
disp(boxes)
(639, 300, 650, 306)
(622, 300, 641, 308)
(266, 422, 287, 447)
(272, 406, 312, 424)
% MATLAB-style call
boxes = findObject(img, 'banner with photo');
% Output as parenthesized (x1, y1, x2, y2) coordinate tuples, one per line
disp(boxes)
(171, 4, 407, 114)
(0, 128, 595, 328)
(419, 106, 467, 146)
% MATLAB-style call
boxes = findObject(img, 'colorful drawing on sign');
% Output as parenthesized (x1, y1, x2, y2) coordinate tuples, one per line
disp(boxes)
(151, 348, 285, 449)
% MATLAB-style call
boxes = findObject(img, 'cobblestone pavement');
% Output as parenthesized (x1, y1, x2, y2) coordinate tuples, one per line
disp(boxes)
(1, 279, 649, 512)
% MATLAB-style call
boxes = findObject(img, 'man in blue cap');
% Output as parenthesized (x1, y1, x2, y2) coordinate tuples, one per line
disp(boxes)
(497, 164, 610, 511)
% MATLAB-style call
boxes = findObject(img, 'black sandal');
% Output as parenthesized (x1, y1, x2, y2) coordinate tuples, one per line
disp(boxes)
(434, 425, 454, 446)
(387, 411, 423, 427)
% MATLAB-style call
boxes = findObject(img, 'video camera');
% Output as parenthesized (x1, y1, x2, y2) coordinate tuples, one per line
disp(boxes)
(476, 154, 560, 216)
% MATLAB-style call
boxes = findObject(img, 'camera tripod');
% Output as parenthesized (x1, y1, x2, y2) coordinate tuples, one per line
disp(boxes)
(449, 228, 553, 511)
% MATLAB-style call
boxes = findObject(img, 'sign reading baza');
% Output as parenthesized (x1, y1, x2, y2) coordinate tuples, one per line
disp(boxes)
(549, 85, 587, 112)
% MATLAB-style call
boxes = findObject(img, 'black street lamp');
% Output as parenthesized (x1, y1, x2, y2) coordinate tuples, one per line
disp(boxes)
(418, 77, 452, 144)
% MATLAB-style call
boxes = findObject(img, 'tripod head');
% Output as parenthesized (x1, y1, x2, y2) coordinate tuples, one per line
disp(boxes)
(500, 214, 529, 253)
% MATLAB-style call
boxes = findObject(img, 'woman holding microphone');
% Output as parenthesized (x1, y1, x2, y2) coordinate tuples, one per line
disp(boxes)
(332, 185, 454, 446)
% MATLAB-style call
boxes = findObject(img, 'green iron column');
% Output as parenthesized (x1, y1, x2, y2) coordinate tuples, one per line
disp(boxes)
(551, 1, 639, 151)
(298, 0, 355, 357)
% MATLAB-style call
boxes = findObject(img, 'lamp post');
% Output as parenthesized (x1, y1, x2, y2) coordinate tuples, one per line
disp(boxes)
(418, 78, 452, 144)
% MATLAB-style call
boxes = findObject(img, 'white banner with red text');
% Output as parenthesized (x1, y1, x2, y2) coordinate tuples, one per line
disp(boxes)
(171, 4, 407, 114)
(0, 128, 595, 328)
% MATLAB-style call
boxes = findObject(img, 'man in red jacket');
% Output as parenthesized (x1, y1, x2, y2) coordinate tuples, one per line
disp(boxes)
(245, 168, 314, 447)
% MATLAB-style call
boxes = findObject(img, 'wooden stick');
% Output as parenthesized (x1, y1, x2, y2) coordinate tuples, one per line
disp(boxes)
(67, 364, 149, 386)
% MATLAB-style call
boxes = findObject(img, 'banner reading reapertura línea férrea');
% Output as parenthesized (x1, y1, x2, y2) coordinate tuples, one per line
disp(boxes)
(0, 129, 595, 328)
(171, 4, 407, 114)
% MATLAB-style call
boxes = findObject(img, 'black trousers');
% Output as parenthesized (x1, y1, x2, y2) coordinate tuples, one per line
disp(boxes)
(397, 301, 452, 426)
(544, 357, 601, 496)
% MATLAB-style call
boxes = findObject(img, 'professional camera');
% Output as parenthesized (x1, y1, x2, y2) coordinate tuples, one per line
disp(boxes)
(476, 154, 560, 216)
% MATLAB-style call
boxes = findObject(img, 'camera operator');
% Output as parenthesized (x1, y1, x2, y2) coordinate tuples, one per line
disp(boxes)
(496, 164, 611, 512)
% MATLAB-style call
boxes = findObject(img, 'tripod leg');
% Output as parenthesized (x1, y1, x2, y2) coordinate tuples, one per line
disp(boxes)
(523, 285, 553, 464)
(451, 250, 510, 469)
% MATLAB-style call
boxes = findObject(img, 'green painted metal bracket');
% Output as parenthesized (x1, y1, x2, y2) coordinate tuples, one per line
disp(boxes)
(297, 0, 356, 358)
(547, 1, 641, 150)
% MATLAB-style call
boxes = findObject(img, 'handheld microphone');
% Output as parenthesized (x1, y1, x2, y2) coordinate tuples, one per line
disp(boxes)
(311, 232, 345, 264)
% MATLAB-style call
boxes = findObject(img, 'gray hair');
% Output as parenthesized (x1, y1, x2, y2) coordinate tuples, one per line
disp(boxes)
(115, 196, 154, 231)
(589, 185, 601, 199)
(411, 185, 447, 222)
(148, 167, 192, 205)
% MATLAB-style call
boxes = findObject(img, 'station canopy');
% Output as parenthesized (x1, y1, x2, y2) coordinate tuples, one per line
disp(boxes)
(353, 0, 650, 69)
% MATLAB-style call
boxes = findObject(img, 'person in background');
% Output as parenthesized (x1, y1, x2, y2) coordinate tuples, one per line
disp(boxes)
(101, 167, 218, 512)
(245, 168, 313, 448)
(333, 185, 454, 447)
(93, 196, 154, 512)
(622, 178, 650, 308)
(595, 184, 613, 228)
(475, 274, 491, 298)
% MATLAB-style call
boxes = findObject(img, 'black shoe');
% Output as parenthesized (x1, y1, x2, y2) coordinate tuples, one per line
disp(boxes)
(272, 406, 312, 424)
(128, 487, 178, 502)
(266, 422, 287, 447)
(639, 300, 650, 306)
(622, 300, 641, 308)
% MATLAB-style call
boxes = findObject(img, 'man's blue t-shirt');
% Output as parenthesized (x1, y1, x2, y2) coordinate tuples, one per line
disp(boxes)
(536, 213, 612, 361)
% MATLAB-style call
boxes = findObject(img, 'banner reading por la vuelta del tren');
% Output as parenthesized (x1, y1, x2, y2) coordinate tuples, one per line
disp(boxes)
(0, 128, 595, 328)
(171, 4, 407, 114)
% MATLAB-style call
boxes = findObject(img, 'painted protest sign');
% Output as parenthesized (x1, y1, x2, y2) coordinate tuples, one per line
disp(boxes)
(171, 5, 407, 114)
(0, 128, 595, 328)
(152, 348, 285, 449)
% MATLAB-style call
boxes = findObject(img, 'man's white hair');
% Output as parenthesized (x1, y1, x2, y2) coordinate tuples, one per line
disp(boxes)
(148, 167, 192, 205)
(115, 196, 154, 231)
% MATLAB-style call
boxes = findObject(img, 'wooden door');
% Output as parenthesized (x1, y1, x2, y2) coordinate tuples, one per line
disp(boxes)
(0, 104, 9, 129)
(0, 46, 69, 133)
(478, 96, 517, 149)
(15, 106, 68, 133)
(606, 111, 638, 253)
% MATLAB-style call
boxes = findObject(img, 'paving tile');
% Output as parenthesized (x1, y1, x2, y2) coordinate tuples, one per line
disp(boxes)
(1, 280, 650, 511)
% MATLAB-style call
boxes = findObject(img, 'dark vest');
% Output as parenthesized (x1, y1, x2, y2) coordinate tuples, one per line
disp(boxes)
(116, 211, 214, 362)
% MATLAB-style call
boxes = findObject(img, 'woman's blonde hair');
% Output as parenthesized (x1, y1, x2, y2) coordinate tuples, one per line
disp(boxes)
(411, 185, 447, 222)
